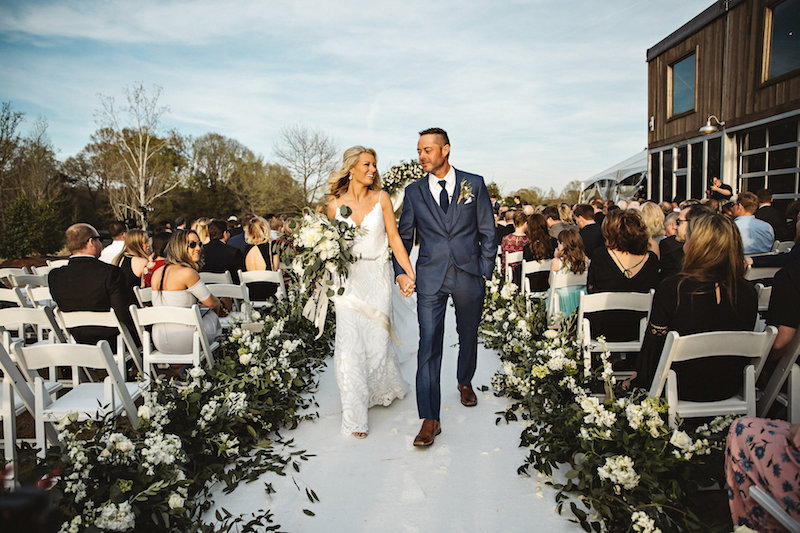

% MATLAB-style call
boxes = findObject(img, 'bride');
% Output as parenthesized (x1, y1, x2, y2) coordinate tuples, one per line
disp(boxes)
(326, 146, 416, 439)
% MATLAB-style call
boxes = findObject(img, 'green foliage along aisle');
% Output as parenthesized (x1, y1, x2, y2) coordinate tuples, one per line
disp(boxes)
(51, 290, 336, 533)
(480, 274, 735, 533)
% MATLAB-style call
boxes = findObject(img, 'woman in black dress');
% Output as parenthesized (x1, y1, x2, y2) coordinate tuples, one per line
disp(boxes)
(586, 209, 660, 342)
(243, 216, 280, 301)
(631, 214, 757, 400)
(112, 228, 150, 291)
(521, 213, 557, 291)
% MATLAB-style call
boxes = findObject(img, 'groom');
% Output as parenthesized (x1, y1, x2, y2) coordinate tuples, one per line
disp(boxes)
(394, 128, 496, 447)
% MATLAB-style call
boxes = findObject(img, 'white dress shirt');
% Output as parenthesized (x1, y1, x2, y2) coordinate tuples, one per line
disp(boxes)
(427, 166, 456, 207)
(99, 240, 124, 264)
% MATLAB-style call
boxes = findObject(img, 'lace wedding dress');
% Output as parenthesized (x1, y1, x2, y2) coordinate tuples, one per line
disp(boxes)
(334, 199, 408, 435)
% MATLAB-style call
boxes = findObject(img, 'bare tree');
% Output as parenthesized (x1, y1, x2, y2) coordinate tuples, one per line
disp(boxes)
(96, 84, 183, 228)
(0, 102, 24, 208)
(273, 124, 337, 207)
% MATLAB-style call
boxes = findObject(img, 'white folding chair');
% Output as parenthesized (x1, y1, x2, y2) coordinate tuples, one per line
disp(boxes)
(520, 259, 552, 299)
(577, 290, 654, 378)
(648, 327, 778, 428)
(129, 304, 218, 383)
(0, 287, 27, 308)
(774, 241, 793, 253)
(546, 268, 587, 322)
(504, 251, 523, 283)
(46, 259, 69, 268)
(758, 327, 800, 421)
(745, 266, 781, 281)
(13, 340, 143, 458)
(0, 342, 62, 486)
(31, 265, 57, 277)
(198, 271, 233, 285)
(133, 286, 153, 307)
(749, 485, 800, 533)
(55, 309, 143, 378)
(25, 285, 54, 309)
(0, 306, 66, 352)
(7, 274, 48, 289)
(754, 283, 772, 332)
(238, 269, 287, 308)
(0, 267, 30, 284)
(207, 283, 253, 329)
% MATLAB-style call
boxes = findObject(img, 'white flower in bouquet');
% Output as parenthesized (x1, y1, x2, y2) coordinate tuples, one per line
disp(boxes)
(597, 455, 640, 491)
(500, 282, 518, 299)
(631, 510, 661, 533)
(137, 405, 152, 420)
(189, 367, 205, 380)
(94, 501, 136, 532)
(239, 352, 253, 365)
(543, 329, 559, 340)
(669, 430, 692, 450)
(168, 492, 185, 510)
(580, 396, 617, 427)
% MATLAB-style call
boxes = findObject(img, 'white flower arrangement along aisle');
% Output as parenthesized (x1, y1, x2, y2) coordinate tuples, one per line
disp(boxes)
(481, 273, 736, 533)
(26, 283, 338, 532)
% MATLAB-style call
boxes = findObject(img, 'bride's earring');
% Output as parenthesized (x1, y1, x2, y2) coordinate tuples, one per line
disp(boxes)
(348, 174, 353, 181)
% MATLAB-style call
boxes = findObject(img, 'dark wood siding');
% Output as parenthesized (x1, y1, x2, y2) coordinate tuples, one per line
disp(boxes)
(648, 0, 800, 150)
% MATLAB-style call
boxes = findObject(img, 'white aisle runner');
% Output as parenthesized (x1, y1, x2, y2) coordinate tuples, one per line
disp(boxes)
(209, 286, 582, 533)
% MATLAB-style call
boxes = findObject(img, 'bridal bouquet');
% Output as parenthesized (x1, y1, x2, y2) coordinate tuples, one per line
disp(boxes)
(290, 206, 361, 336)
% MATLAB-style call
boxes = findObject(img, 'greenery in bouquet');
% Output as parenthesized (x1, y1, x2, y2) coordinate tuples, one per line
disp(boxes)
(288, 206, 362, 298)
(487, 289, 736, 532)
(479, 272, 548, 355)
(381, 160, 424, 196)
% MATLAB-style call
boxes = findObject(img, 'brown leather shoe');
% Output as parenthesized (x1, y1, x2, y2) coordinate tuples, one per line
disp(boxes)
(458, 384, 478, 407)
(413, 419, 441, 447)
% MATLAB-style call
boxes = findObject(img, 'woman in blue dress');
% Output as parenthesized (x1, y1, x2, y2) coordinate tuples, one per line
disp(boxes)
(548, 228, 588, 321)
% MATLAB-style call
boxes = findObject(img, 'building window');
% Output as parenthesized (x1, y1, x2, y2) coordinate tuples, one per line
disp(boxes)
(738, 117, 799, 199)
(764, 0, 800, 81)
(669, 53, 696, 117)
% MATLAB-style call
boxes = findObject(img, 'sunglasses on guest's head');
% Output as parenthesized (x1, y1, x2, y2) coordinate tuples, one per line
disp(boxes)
(88, 235, 101, 243)
(188, 241, 202, 249)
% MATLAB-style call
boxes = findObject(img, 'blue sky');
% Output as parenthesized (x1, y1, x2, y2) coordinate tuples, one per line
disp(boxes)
(0, 0, 709, 194)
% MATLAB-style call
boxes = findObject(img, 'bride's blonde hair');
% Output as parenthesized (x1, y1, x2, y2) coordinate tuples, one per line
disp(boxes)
(327, 146, 381, 199)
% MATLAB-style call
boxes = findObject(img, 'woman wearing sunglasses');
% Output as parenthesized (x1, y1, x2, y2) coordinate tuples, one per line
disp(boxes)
(149, 229, 228, 354)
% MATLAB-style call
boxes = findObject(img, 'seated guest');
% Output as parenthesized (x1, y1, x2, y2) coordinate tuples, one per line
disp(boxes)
(112, 228, 150, 291)
(150, 230, 228, 354)
(749, 209, 800, 268)
(725, 416, 800, 533)
(721, 201, 736, 221)
(586, 209, 660, 342)
(542, 205, 567, 239)
(496, 208, 516, 244)
(243, 216, 281, 301)
(142, 231, 170, 288)
(766, 257, 800, 354)
(591, 198, 606, 227)
(49, 223, 137, 345)
(640, 201, 665, 258)
(573, 203, 603, 260)
(734, 191, 775, 255)
(631, 214, 757, 398)
(227, 213, 254, 253)
(755, 188, 787, 241)
(522, 213, 557, 291)
(661, 204, 713, 280)
(99, 220, 127, 264)
(501, 210, 529, 281)
(201, 219, 244, 283)
(269, 216, 283, 241)
(558, 203, 579, 231)
(548, 228, 588, 319)
(192, 217, 211, 244)
(785, 200, 800, 242)
(706, 198, 720, 213)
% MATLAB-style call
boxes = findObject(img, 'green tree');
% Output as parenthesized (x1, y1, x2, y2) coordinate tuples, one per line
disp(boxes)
(0, 195, 62, 258)
(486, 181, 501, 199)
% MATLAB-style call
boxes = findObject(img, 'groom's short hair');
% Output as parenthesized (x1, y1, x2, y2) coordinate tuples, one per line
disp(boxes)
(419, 127, 450, 146)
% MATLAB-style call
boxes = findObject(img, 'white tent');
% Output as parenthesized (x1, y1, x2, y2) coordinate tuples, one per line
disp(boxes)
(580, 150, 648, 202)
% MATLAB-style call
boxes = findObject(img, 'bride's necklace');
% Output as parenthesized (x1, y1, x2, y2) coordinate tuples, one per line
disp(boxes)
(610, 249, 646, 279)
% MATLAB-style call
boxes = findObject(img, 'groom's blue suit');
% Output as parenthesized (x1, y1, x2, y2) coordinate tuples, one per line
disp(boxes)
(393, 169, 496, 420)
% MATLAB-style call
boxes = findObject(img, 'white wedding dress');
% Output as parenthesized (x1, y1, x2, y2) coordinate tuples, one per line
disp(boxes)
(333, 198, 408, 435)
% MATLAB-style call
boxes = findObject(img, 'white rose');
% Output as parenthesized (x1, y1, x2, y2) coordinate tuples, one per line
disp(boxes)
(189, 367, 205, 380)
(168, 492, 185, 509)
(670, 430, 692, 450)
(137, 405, 152, 420)
(239, 352, 252, 365)
(543, 330, 558, 339)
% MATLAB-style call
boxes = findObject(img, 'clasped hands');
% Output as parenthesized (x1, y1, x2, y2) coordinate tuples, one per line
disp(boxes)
(397, 274, 416, 298)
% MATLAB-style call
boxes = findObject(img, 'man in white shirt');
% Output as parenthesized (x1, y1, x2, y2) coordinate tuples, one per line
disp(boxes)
(99, 221, 127, 264)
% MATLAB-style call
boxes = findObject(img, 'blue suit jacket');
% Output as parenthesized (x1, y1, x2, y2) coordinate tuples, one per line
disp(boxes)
(393, 168, 497, 295)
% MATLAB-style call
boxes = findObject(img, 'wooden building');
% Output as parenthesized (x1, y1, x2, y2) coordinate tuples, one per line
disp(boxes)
(647, 0, 800, 210)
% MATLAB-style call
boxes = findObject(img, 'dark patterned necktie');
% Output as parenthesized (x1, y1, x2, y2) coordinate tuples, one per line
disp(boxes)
(438, 180, 449, 213)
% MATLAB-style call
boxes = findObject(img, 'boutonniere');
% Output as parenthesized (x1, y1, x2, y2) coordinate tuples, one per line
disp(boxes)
(457, 180, 474, 204)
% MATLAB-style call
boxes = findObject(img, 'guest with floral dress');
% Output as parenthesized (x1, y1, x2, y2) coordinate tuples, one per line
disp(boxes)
(501, 210, 529, 284)
(725, 416, 800, 532)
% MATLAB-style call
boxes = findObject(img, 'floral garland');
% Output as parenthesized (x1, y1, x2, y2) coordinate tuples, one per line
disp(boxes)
(44, 288, 335, 532)
(482, 272, 736, 533)
(381, 160, 424, 196)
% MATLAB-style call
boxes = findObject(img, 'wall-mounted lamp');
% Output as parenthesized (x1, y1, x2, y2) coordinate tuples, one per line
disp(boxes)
(699, 115, 725, 135)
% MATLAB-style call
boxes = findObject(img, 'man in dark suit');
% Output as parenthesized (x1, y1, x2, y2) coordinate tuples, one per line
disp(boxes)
(393, 127, 496, 447)
(755, 189, 787, 241)
(201, 219, 244, 283)
(49, 223, 137, 345)
(573, 204, 604, 259)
